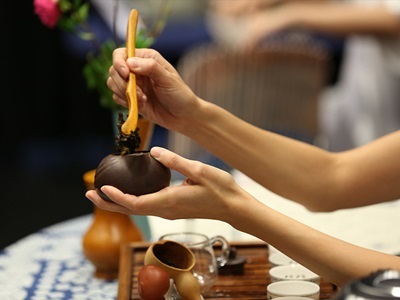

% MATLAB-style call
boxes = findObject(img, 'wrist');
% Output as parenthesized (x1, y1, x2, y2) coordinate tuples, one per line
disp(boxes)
(279, 2, 306, 29)
(178, 97, 215, 137)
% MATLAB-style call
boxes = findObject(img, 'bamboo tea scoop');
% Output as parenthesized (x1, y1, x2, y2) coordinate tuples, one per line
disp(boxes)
(121, 9, 139, 136)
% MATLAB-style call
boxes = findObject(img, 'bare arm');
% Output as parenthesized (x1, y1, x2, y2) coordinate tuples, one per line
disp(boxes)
(183, 101, 400, 211)
(239, 195, 400, 287)
(208, 0, 279, 16)
(208, 0, 328, 17)
(288, 1, 400, 35)
(86, 147, 400, 286)
(242, 1, 400, 49)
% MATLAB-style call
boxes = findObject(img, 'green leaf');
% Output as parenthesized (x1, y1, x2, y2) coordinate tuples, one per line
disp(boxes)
(136, 30, 154, 48)
(77, 3, 90, 23)
(77, 31, 95, 41)
(59, 0, 72, 12)
(58, 17, 76, 32)
(73, 0, 83, 8)
(82, 40, 119, 110)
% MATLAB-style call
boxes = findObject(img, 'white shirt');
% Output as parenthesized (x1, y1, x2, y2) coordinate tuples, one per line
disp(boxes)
(319, 0, 400, 151)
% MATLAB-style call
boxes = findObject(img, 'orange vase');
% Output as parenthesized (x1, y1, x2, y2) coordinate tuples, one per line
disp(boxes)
(82, 169, 143, 279)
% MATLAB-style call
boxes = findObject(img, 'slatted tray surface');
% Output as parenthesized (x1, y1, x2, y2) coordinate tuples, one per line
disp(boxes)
(117, 241, 338, 299)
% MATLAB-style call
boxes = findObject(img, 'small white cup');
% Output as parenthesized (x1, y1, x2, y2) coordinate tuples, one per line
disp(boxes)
(268, 252, 297, 267)
(267, 281, 320, 299)
(272, 297, 315, 300)
(269, 264, 320, 284)
(268, 244, 279, 255)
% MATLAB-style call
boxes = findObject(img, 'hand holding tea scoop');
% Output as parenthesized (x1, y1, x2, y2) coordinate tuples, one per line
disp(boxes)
(94, 9, 171, 201)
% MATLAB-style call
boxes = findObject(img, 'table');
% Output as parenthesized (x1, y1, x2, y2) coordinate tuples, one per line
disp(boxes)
(1, 170, 399, 299)
(0, 215, 117, 300)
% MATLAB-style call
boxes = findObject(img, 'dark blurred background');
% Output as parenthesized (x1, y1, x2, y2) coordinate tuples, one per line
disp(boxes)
(0, 1, 211, 250)
(0, 2, 113, 249)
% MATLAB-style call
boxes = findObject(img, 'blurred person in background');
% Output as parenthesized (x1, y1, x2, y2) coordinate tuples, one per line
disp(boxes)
(206, 0, 400, 152)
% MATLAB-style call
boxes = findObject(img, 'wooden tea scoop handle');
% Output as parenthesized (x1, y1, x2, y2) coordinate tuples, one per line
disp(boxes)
(121, 9, 139, 136)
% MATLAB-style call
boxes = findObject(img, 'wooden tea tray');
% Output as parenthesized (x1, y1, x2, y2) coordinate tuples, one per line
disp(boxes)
(117, 241, 338, 299)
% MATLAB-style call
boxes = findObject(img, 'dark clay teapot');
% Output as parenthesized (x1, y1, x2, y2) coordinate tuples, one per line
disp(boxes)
(94, 151, 171, 201)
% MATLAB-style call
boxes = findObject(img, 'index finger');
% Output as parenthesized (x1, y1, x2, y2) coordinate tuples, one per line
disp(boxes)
(112, 48, 130, 79)
(135, 48, 177, 73)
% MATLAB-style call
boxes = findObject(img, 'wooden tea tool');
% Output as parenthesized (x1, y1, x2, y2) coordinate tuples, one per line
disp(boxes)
(121, 9, 139, 137)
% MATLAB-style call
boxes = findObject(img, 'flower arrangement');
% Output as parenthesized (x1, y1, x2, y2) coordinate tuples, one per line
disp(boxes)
(33, 0, 170, 110)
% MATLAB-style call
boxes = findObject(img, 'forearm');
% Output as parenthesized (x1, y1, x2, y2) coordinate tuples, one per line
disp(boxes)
(181, 100, 338, 210)
(285, 1, 400, 36)
(181, 101, 400, 211)
(229, 197, 400, 287)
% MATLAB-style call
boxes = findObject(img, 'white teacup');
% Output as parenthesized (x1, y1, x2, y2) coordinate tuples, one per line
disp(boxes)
(268, 244, 279, 255)
(272, 297, 315, 300)
(268, 252, 297, 267)
(267, 281, 320, 299)
(269, 265, 320, 284)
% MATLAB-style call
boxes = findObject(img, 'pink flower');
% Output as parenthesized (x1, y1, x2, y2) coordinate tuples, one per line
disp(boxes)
(34, 0, 61, 29)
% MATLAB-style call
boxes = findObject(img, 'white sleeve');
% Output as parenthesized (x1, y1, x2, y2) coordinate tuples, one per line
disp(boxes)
(385, 1, 400, 16)
(352, 0, 400, 16)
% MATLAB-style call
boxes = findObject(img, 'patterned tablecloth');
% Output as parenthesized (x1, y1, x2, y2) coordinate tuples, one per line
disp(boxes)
(0, 215, 116, 300)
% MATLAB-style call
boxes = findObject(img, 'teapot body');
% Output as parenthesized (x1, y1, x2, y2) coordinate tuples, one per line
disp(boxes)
(95, 151, 171, 201)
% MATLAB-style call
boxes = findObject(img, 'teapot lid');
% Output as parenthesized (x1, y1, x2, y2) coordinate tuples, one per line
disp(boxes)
(336, 269, 400, 299)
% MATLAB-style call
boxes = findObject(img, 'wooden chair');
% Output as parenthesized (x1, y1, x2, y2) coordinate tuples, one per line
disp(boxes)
(168, 37, 330, 167)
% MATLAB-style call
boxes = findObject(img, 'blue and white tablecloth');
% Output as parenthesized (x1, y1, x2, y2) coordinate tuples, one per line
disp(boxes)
(0, 215, 118, 300)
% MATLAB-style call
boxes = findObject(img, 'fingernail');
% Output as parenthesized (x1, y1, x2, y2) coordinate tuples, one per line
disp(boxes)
(127, 57, 140, 69)
(150, 147, 164, 159)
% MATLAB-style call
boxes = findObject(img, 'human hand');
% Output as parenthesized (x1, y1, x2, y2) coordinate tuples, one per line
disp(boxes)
(207, 1, 295, 52)
(85, 147, 251, 223)
(107, 48, 200, 132)
(209, 0, 277, 17)
(240, 6, 295, 51)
